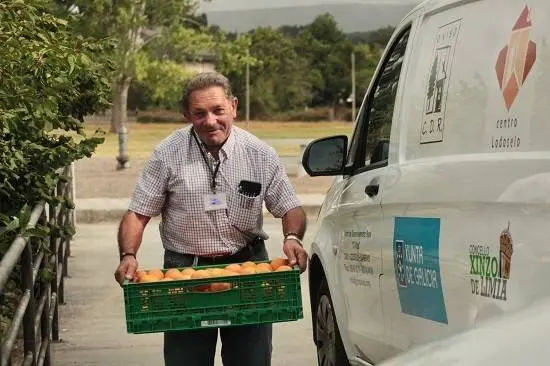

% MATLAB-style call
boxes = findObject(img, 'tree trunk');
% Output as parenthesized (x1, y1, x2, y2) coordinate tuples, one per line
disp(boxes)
(110, 76, 132, 133)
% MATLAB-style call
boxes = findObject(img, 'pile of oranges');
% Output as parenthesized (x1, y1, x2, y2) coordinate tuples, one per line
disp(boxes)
(135, 257, 292, 284)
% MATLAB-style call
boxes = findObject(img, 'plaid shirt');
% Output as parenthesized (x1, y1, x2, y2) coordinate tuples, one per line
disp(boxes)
(128, 125, 302, 256)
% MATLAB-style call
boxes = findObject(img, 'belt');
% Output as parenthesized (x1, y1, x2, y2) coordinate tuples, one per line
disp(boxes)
(165, 237, 265, 266)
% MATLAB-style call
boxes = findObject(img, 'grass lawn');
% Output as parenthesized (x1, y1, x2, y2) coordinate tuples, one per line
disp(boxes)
(82, 121, 355, 157)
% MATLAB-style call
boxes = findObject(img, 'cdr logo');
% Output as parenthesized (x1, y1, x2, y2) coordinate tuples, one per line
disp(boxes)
(495, 5, 537, 111)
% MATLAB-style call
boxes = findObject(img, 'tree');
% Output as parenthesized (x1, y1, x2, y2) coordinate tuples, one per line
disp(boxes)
(296, 14, 354, 107)
(214, 32, 258, 117)
(348, 26, 395, 47)
(426, 55, 438, 113)
(248, 27, 312, 115)
(278, 24, 307, 38)
(354, 43, 383, 102)
(57, 0, 213, 132)
(0, 0, 112, 219)
(214, 27, 313, 119)
(0, 0, 112, 338)
(134, 52, 192, 110)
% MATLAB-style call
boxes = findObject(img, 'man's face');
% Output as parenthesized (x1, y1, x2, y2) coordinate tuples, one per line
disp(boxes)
(185, 86, 238, 149)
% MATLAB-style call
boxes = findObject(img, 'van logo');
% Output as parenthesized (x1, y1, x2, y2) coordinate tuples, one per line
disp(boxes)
(420, 19, 462, 144)
(395, 240, 407, 288)
(469, 223, 514, 301)
(393, 217, 447, 324)
(495, 5, 537, 111)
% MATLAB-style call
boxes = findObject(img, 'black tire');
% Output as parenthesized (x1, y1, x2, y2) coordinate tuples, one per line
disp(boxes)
(315, 278, 351, 366)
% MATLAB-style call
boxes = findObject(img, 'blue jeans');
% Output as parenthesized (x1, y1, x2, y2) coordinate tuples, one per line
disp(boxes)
(163, 242, 273, 366)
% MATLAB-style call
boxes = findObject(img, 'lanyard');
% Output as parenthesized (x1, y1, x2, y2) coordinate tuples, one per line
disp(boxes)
(192, 129, 221, 193)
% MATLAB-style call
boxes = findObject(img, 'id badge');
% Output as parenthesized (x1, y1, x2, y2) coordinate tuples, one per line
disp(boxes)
(204, 193, 228, 211)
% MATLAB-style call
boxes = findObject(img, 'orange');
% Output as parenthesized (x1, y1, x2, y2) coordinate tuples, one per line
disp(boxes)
(209, 268, 226, 277)
(136, 269, 146, 277)
(165, 268, 183, 279)
(276, 265, 292, 272)
(270, 258, 289, 270)
(191, 270, 211, 279)
(135, 270, 147, 281)
(193, 284, 210, 292)
(148, 268, 164, 280)
(241, 261, 256, 269)
(181, 267, 195, 276)
(225, 264, 242, 273)
(162, 277, 175, 281)
(241, 267, 256, 275)
(139, 274, 160, 283)
(219, 269, 239, 277)
(256, 263, 273, 273)
(168, 272, 186, 280)
(210, 282, 232, 292)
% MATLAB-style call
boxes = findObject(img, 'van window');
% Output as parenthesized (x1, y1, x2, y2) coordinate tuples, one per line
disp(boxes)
(364, 28, 410, 166)
(345, 106, 364, 167)
(346, 26, 410, 172)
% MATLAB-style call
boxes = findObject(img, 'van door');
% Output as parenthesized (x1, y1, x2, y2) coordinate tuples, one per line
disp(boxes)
(334, 25, 413, 364)
(378, 0, 550, 355)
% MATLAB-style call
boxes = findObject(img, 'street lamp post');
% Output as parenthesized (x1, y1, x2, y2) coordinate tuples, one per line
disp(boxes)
(116, 125, 130, 170)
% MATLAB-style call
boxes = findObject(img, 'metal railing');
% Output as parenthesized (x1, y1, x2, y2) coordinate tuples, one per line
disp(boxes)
(0, 164, 75, 366)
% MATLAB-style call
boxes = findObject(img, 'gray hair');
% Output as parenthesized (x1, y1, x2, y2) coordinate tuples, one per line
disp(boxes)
(181, 72, 234, 113)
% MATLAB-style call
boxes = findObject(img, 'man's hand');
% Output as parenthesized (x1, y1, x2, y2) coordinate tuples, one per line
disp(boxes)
(115, 210, 149, 286)
(114, 255, 139, 286)
(283, 240, 308, 273)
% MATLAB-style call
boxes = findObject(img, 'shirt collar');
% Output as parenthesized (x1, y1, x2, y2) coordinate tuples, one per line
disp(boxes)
(190, 126, 236, 162)
(219, 127, 236, 162)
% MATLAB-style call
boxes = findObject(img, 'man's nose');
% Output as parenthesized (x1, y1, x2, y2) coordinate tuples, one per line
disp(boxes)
(205, 112, 217, 125)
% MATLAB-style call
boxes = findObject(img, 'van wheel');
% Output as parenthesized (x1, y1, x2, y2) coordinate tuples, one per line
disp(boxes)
(315, 278, 350, 366)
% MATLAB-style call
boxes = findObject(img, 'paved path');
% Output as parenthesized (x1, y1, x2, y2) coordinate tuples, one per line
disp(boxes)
(50, 218, 319, 365)
(74, 194, 326, 224)
(74, 194, 326, 215)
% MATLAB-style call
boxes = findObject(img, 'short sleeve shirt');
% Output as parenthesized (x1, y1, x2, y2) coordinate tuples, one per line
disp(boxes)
(128, 125, 302, 256)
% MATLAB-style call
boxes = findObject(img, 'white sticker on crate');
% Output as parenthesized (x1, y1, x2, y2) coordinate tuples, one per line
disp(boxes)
(201, 320, 231, 327)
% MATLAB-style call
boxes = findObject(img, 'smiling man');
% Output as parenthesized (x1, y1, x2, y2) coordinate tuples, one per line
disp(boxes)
(114, 71, 308, 366)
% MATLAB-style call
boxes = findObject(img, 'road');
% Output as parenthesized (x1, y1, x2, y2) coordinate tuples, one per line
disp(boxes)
(51, 218, 319, 365)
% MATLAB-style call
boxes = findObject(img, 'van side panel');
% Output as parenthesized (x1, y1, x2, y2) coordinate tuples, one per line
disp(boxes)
(403, 1, 550, 161)
(380, 0, 550, 353)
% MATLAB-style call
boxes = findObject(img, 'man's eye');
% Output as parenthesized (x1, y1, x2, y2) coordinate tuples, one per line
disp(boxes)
(214, 109, 224, 115)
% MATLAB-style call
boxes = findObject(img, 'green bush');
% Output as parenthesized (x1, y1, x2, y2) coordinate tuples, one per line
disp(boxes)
(0, 0, 113, 341)
(0, 0, 113, 224)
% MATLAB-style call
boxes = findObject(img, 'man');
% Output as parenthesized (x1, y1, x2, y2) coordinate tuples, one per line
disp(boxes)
(114, 71, 308, 366)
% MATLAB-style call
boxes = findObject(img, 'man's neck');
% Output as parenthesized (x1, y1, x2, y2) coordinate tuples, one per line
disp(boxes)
(192, 127, 232, 160)
(205, 145, 221, 159)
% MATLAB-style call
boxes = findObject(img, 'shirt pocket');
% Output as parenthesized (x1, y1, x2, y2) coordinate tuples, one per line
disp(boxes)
(227, 192, 263, 232)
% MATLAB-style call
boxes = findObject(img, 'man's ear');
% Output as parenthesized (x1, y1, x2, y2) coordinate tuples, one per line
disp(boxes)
(231, 97, 239, 118)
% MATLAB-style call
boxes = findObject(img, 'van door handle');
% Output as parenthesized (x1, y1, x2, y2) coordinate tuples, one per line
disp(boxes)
(365, 184, 379, 197)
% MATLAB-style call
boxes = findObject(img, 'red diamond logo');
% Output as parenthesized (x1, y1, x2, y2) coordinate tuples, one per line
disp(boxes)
(495, 5, 537, 111)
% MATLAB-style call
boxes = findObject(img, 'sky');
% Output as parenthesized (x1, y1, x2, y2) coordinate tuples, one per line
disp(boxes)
(199, 0, 423, 12)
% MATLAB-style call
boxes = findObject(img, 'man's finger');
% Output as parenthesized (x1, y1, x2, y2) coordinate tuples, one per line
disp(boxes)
(284, 244, 298, 266)
(125, 261, 137, 280)
(115, 267, 125, 286)
(297, 249, 308, 272)
(114, 259, 136, 287)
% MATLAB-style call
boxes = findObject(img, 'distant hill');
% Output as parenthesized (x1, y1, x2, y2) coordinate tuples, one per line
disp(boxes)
(204, 2, 417, 33)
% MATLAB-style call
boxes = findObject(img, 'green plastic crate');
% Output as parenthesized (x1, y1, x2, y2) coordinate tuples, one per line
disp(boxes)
(122, 262, 304, 334)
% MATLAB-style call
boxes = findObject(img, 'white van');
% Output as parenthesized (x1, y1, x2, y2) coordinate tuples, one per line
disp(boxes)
(378, 295, 550, 365)
(301, 0, 550, 365)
